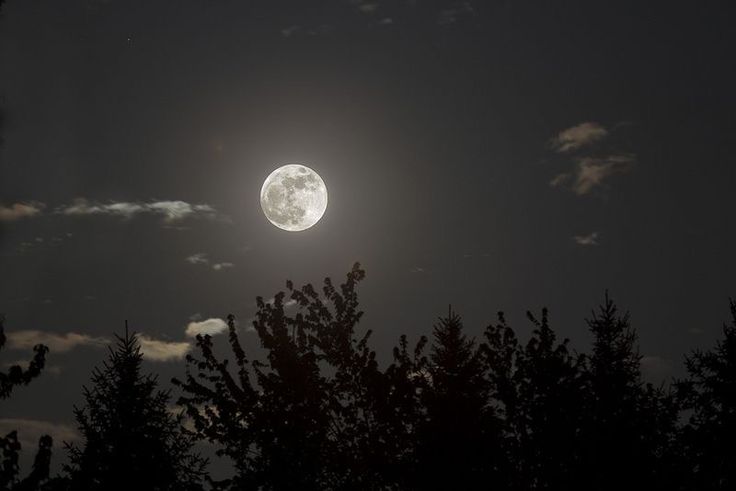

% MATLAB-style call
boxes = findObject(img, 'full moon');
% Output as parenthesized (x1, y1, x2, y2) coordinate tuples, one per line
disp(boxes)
(260, 164, 328, 232)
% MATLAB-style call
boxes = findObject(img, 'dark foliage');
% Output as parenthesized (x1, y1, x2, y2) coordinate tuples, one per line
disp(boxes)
(677, 299, 736, 490)
(0, 316, 48, 400)
(576, 294, 681, 491)
(172, 265, 736, 490)
(413, 308, 500, 489)
(0, 315, 54, 491)
(485, 308, 587, 490)
(61, 327, 206, 491)
(173, 263, 414, 490)
(4, 267, 736, 490)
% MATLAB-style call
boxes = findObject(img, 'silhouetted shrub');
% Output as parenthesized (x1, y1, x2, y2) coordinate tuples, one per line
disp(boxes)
(0, 315, 54, 490)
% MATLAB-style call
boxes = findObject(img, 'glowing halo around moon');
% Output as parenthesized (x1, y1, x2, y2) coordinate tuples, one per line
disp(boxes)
(260, 164, 328, 232)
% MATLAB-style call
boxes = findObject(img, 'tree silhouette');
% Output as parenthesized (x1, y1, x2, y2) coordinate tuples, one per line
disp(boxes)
(63, 326, 206, 491)
(480, 311, 521, 489)
(176, 263, 440, 490)
(413, 307, 499, 489)
(0, 314, 54, 490)
(175, 264, 377, 489)
(373, 332, 427, 489)
(3, 262, 729, 488)
(678, 300, 736, 490)
(512, 309, 586, 490)
(577, 293, 679, 491)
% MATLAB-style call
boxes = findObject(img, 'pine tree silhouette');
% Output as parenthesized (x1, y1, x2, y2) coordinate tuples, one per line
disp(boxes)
(678, 300, 736, 490)
(64, 325, 206, 491)
(413, 307, 498, 489)
(0, 314, 54, 490)
(578, 293, 678, 491)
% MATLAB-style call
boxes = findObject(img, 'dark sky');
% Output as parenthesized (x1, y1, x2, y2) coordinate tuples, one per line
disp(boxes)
(1, 0, 735, 472)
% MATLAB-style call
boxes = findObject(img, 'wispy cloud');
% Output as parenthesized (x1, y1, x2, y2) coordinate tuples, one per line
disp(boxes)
(185, 318, 228, 338)
(0, 202, 45, 222)
(550, 122, 608, 153)
(573, 232, 599, 246)
(263, 297, 298, 308)
(281, 25, 301, 37)
(438, 2, 475, 26)
(358, 2, 378, 14)
(5, 328, 190, 363)
(138, 335, 190, 362)
(186, 253, 235, 271)
(0, 419, 78, 447)
(5, 331, 108, 352)
(57, 199, 219, 222)
(186, 253, 209, 265)
(550, 154, 635, 195)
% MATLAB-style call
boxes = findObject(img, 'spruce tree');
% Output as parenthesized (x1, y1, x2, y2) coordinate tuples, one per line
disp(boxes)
(65, 327, 205, 491)
(678, 300, 736, 490)
(579, 293, 677, 490)
(414, 308, 498, 489)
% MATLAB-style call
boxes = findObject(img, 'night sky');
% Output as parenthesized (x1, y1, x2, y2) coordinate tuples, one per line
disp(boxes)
(1, 0, 735, 471)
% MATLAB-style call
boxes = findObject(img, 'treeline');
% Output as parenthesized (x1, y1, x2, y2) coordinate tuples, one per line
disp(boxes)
(1, 264, 735, 490)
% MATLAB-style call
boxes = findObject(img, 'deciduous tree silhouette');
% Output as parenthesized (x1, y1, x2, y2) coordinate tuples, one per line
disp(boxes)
(175, 264, 375, 489)
(678, 299, 736, 490)
(175, 264, 436, 490)
(480, 311, 521, 489)
(512, 309, 586, 490)
(63, 327, 206, 491)
(0, 314, 54, 491)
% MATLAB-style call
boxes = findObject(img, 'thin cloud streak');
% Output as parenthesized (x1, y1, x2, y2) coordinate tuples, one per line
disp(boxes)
(550, 122, 608, 152)
(0, 202, 45, 221)
(573, 232, 599, 246)
(186, 253, 209, 265)
(551, 154, 635, 195)
(186, 253, 235, 271)
(5, 330, 109, 352)
(57, 199, 219, 222)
